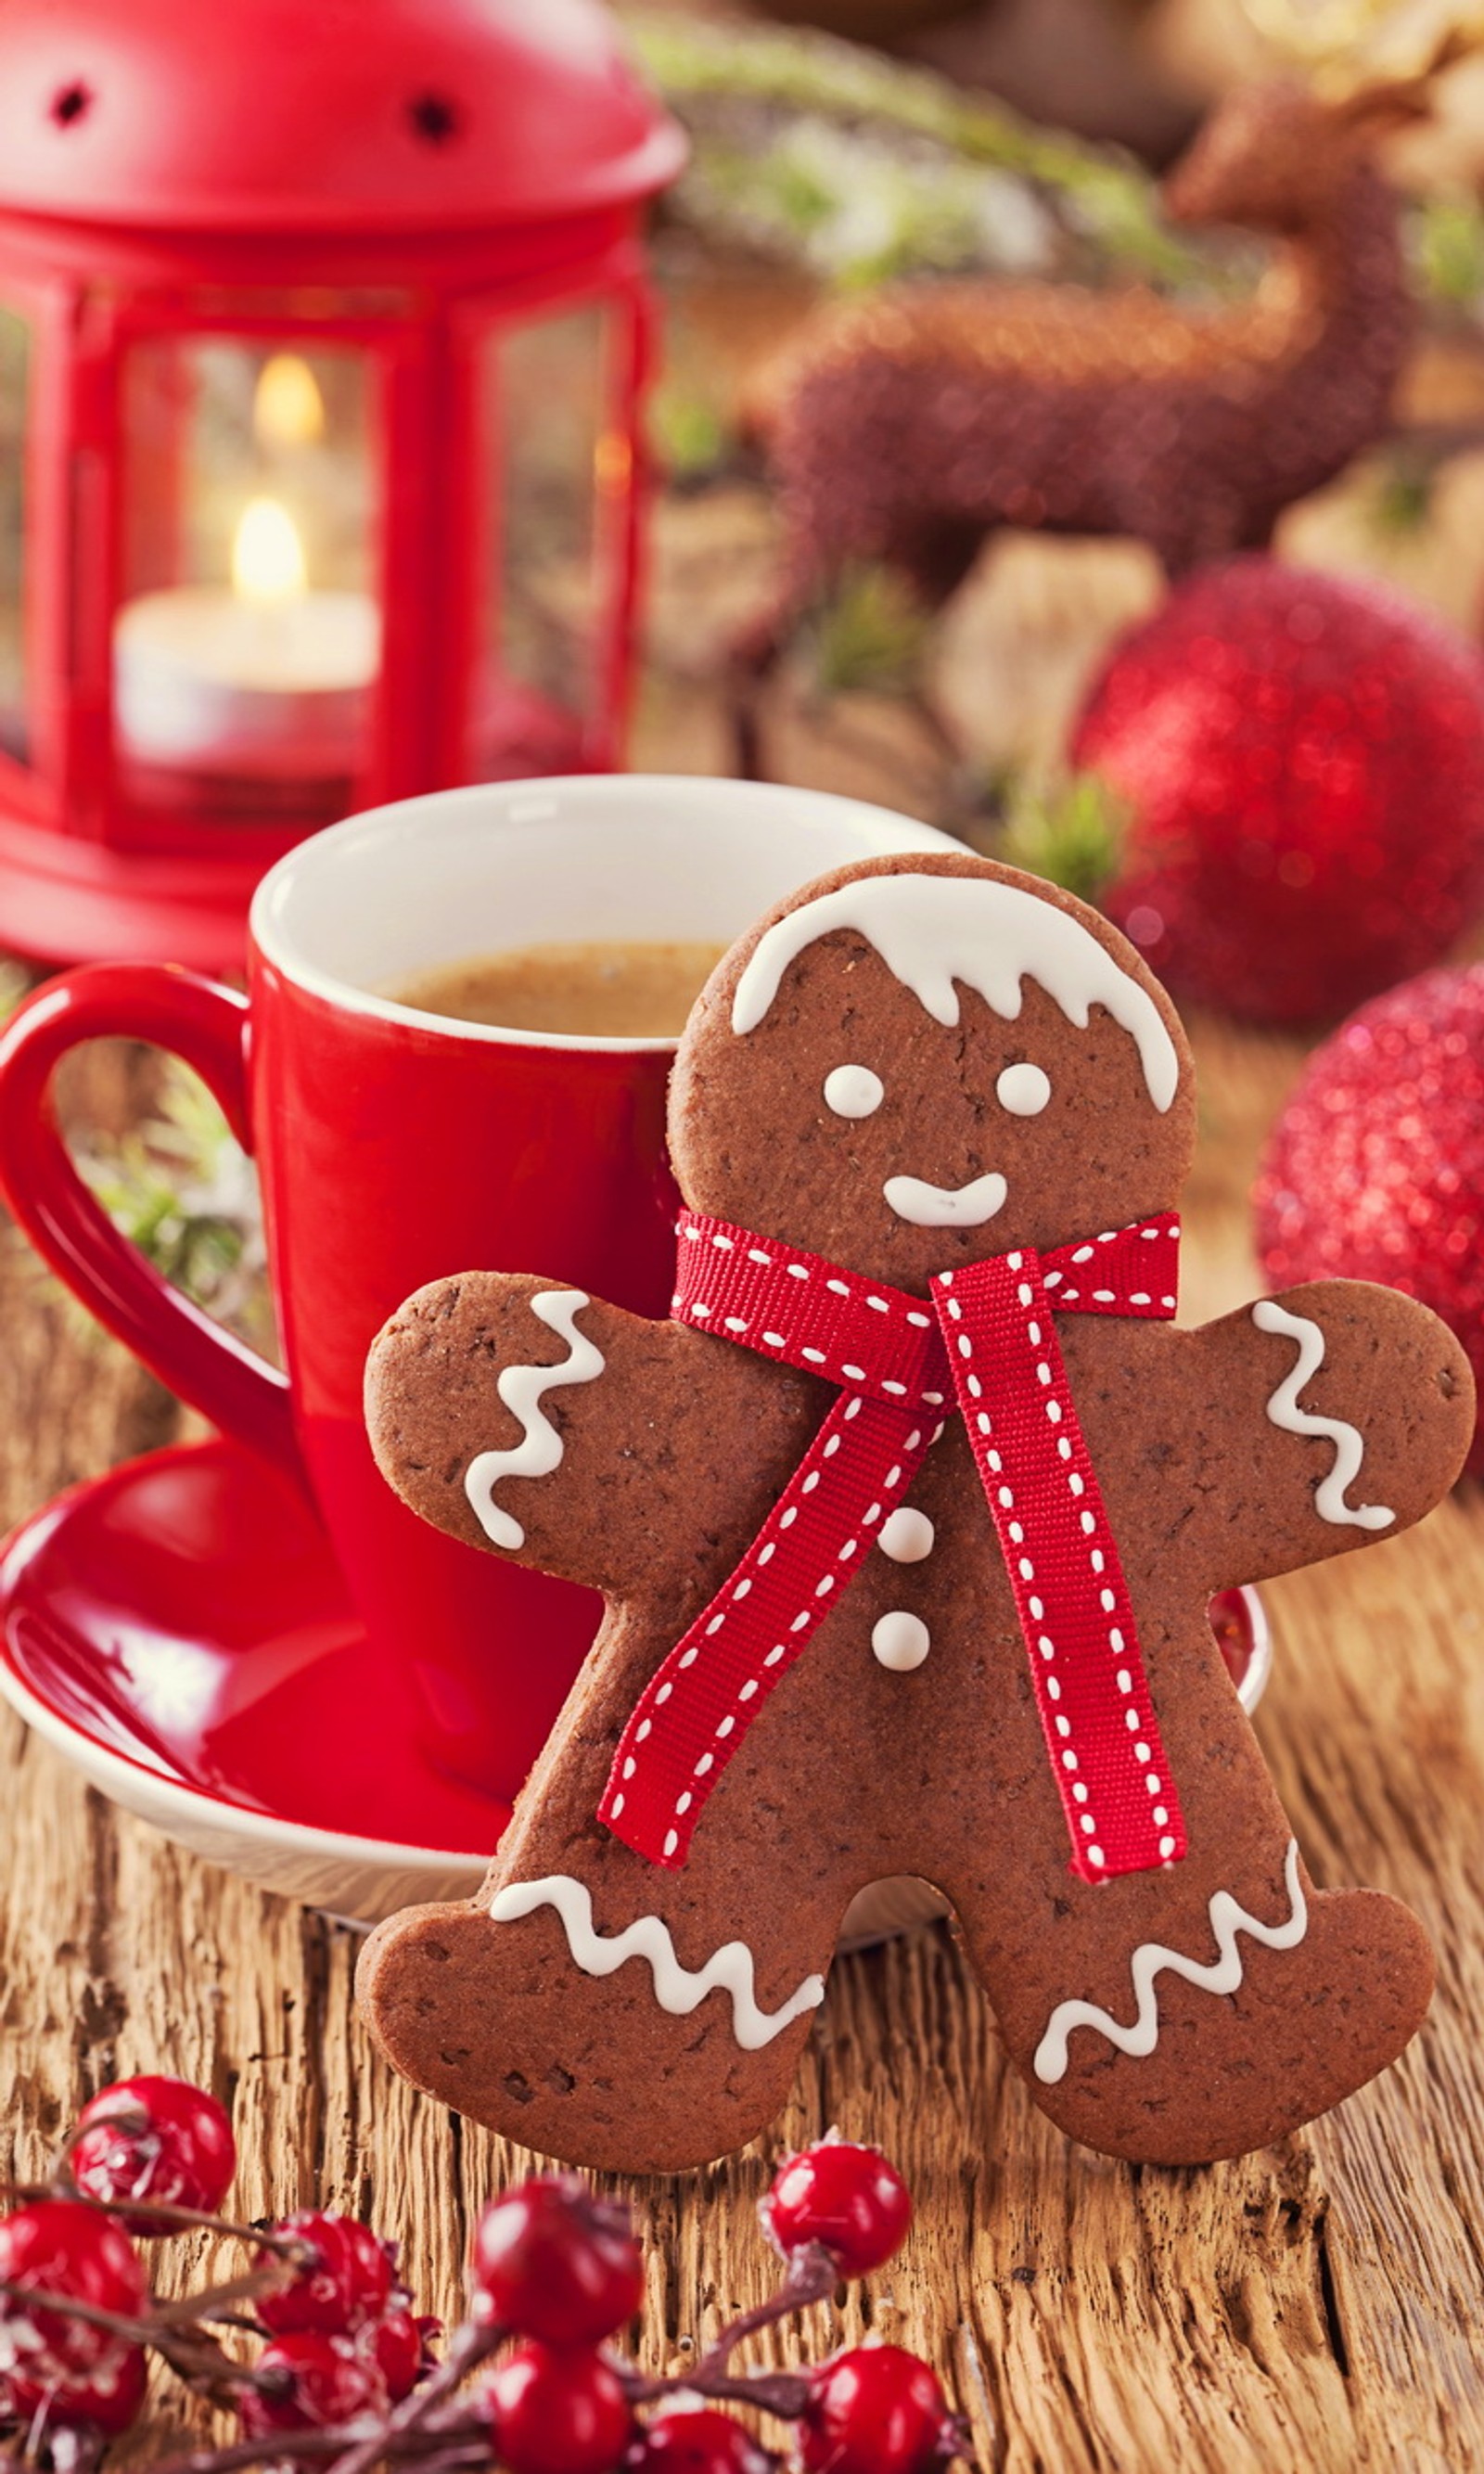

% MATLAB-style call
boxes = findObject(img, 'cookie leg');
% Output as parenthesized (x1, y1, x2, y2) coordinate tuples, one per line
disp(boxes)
(357, 1803, 845, 2173)
(945, 1678, 1433, 2164)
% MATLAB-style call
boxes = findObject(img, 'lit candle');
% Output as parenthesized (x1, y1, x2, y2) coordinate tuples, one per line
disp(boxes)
(114, 496, 379, 780)
(113, 356, 379, 781)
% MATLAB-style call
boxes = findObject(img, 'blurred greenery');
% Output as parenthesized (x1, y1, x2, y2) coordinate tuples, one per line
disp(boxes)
(997, 769, 1127, 903)
(806, 562, 931, 693)
(648, 383, 735, 476)
(1414, 191, 1484, 309)
(626, 9, 1212, 288)
(1369, 443, 1440, 533)
(81, 1062, 274, 1352)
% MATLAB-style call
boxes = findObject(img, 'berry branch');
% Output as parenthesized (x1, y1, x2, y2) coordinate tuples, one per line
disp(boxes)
(0, 2075, 972, 2472)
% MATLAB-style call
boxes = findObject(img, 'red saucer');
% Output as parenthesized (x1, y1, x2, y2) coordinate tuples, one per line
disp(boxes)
(0, 1437, 505, 1918)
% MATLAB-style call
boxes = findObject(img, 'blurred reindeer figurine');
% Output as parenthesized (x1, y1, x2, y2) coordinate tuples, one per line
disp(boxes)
(747, 77, 1423, 634)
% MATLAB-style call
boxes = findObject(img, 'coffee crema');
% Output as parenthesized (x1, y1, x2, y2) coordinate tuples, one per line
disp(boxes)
(389, 939, 729, 1039)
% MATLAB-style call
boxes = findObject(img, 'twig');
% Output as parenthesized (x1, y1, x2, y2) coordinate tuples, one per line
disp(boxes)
(668, 2366, 814, 2418)
(0, 2279, 150, 2347)
(0, 2277, 287, 2403)
(148, 2423, 490, 2474)
(3, 2180, 314, 2258)
(693, 2240, 838, 2379)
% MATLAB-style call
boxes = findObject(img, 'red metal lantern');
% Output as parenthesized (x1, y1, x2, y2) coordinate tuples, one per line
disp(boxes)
(0, 0, 684, 967)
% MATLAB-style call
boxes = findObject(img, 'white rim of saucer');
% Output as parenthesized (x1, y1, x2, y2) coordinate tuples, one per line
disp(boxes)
(0, 1654, 496, 1874)
(248, 776, 955, 1057)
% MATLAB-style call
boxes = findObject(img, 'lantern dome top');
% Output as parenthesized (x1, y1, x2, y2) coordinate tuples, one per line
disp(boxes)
(0, 0, 684, 234)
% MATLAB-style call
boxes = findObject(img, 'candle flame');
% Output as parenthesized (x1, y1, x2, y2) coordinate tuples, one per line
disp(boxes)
(233, 498, 307, 606)
(253, 353, 325, 449)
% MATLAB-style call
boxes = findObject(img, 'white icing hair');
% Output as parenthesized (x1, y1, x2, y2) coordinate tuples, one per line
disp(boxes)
(732, 871, 1180, 1113)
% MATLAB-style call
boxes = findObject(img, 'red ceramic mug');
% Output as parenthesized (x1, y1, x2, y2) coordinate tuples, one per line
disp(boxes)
(0, 777, 952, 1802)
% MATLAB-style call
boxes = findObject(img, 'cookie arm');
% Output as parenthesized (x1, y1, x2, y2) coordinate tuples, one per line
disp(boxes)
(365, 1272, 700, 1597)
(1169, 1279, 1474, 1589)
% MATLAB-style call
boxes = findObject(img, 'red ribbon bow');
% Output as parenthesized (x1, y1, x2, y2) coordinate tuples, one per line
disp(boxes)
(598, 1211, 1185, 1883)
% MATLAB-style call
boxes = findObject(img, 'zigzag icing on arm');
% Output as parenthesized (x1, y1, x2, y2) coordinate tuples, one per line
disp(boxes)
(465, 1291, 606, 1551)
(488, 1876, 827, 2053)
(1251, 1300, 1394, 1532)
(1032, 1839, 1307, 2085)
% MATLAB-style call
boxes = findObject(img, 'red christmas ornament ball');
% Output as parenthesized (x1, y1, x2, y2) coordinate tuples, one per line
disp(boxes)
(1073, 559, 1484, 1024)
(1254, 963, 1484, 1472)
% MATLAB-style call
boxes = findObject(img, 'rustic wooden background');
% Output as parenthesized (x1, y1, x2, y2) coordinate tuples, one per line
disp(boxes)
(3, 990, 1483, 2473)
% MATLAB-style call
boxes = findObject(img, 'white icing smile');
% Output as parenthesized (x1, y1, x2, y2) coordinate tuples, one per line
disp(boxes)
(465, 1291, 605, 1552)
(883, 1170, 1007, 1228)
(489, 1876, 825, 2052)
(1251, 1300, 1395, 1532)
(1033, 1839, 1308, 2084)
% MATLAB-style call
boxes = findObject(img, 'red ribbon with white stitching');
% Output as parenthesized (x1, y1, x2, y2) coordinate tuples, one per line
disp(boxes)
(597, 1211, 1185, 1882)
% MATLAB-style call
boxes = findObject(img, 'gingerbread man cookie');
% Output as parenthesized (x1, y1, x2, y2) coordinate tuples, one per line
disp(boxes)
(358, 853, 1473, 2173)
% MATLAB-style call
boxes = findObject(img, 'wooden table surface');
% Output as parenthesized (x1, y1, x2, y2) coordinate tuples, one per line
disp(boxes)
(3, 996, 1483, 2473)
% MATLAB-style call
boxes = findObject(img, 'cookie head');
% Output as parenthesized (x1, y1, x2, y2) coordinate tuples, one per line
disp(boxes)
(669, 853, 1196, 1286)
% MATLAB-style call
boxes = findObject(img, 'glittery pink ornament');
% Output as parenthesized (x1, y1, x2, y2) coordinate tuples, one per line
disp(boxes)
(1074, 560, 1484, 1023)
(1255, 964, 1484, 1472)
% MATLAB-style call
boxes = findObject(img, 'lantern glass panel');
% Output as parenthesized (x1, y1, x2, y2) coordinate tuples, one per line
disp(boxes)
(0, 304, 31, 766)
(114, 335, 381, 822)
(468, 298, 613, 781)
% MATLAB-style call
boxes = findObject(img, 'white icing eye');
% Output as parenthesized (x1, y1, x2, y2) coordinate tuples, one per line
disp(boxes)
(824, 1064, 885, 1120)
(996, 1062, 1052, 1118)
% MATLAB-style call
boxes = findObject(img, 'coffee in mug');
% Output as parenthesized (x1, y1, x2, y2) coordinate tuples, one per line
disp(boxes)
(390, 940, 729, 1039)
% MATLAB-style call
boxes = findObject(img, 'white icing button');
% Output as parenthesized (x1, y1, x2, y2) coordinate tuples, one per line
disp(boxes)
(877, 1507, 934, 1563)
(872, 1609, 930, 1672)
(824, 1063, 885, 1120)
(996, 1061, 1052, 1116)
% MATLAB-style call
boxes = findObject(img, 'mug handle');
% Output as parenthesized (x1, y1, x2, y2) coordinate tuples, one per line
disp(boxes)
(0, 962, 304, 1484)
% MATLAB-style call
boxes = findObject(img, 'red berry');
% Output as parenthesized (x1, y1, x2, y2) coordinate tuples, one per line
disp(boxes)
(367, 2304, 427, 2403)
(627, 2403, 775, 2474)
(241, 2331, 386, 2436)
(0, 2199, 147, 2396)
(71, 2074, 237, 2232)
(764, 2140, 912, 2278)
(485, 2340, 633, 2474)
(472, 2177, 643, 2345)
(801, 2345, 957, 2474)
(255, 2211, 393, 2336)
(6, 2338, 147, 2438)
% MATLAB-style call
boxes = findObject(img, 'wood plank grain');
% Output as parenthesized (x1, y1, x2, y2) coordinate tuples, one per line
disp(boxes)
(2, 1016, 1482, 2468)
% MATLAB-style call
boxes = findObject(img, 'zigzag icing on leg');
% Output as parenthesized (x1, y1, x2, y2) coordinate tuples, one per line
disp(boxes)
(1032, 1839, 1307, 2085)
(488, 1875, 826, 2053)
